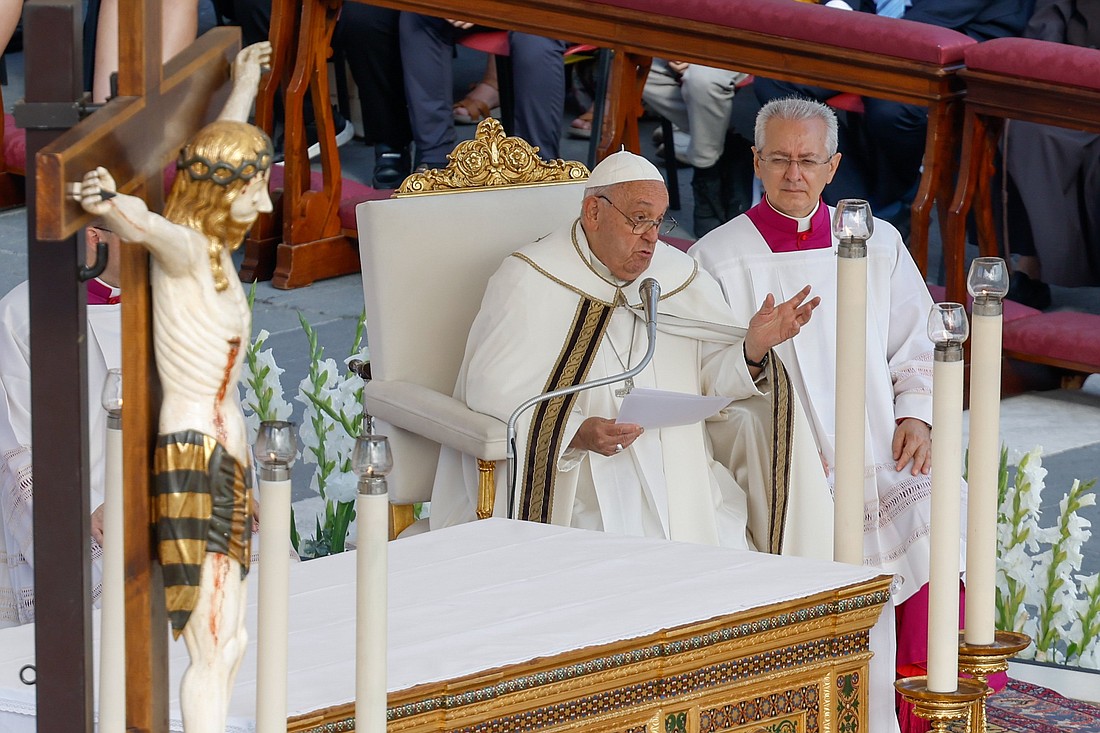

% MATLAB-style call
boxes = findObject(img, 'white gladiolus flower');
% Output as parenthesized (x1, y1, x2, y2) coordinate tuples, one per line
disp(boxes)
(242, 306, 370, 558)
(993, 444, 1099, 669)
(325, 470, 358, 504)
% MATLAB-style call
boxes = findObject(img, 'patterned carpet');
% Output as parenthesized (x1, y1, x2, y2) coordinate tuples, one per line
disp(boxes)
(983, 679, 1100, 732)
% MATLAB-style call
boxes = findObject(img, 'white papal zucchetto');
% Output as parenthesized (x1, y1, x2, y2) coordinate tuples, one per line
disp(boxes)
(584, 149, 664, 190)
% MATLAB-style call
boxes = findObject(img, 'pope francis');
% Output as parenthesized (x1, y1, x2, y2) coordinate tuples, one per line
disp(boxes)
(430, 151, 832, 557)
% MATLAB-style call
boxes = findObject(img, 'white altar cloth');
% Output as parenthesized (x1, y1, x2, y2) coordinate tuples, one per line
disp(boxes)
(0, 518, 885, 732)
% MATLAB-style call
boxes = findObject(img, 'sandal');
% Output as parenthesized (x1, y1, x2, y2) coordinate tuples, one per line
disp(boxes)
(453, 81, 501, 125)
(567, 108, 594, 139)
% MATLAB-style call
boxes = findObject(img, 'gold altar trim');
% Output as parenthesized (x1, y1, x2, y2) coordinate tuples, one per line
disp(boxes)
(286, 575, 891, 733)
(395, 119, 589, 197)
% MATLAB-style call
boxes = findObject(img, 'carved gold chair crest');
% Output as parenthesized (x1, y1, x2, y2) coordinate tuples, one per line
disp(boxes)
(357, 119, 589, 538)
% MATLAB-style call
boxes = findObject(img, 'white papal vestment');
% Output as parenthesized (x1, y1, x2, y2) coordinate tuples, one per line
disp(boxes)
(431, 219, 832, 557)
(0, 281, 120, 627)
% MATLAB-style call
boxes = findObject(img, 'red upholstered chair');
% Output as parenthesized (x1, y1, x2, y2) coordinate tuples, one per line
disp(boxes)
(941, 37, 1100, 377)
(945, 38, 1100, 303)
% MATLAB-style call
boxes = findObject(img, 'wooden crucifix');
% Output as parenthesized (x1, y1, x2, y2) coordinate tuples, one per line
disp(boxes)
(25, 0, 243, 730)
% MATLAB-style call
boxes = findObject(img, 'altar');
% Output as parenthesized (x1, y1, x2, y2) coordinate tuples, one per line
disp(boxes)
(0, 519, 890, 732)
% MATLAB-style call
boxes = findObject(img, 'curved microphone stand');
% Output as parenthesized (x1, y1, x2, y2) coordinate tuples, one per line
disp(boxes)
(505, 279, 661, 518)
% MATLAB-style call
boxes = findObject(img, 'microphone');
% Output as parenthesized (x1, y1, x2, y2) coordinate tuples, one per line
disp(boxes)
(504, 278, 662, 518)
(639, 277, 660, 330)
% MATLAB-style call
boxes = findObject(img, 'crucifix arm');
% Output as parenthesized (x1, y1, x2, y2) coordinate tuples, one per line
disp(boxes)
(73, 167, 195, 277)
(218, 42, 272, 124)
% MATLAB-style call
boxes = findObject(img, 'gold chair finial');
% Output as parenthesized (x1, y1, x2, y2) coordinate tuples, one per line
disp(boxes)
(396, 118, 589, 196)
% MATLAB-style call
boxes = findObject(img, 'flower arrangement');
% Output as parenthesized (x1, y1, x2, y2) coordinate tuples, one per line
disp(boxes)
(292, 312, 368, 558)
(241, 286, 368, 558)
(995, 445, 1100, 668)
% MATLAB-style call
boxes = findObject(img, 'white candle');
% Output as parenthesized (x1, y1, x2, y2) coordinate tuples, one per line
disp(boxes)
(357, 491, 388, 732)
(965, 309, 1002, 645)
(98, 420, 125, 733)
(834, 252, 867, 566)
(928, 349, 965, 692)
(255, 474, 292, 732)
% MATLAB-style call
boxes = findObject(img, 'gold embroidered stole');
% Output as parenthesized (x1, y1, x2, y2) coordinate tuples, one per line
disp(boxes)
(518, 294, 616, 523)
(765, 354, 795, 554)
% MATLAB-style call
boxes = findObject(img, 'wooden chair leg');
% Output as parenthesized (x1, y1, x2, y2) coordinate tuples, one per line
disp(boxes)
(240, 0, 300, 283)
(912, 98, 960, 278)
(973, 118, 1003, 260)
(945, 109, 993, 303)
(595, 50, 650, 163)
(273, 0, 358, 289)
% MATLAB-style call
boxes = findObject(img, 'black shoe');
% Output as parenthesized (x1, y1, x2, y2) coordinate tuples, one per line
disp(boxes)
(305, 111, 355, 160)
(372, 144, 411, 190)
(1007, 271, 1052, 310)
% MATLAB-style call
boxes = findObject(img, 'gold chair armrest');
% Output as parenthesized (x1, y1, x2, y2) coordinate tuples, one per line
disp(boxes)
(476, 459, 496, 520)
(389, 504, 417, 540)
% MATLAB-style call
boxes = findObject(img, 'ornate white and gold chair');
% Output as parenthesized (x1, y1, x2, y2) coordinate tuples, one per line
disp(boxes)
(356, 120, 589, 538)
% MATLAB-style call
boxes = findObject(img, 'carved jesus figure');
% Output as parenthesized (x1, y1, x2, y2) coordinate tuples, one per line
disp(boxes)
(73, 41, 273, 733)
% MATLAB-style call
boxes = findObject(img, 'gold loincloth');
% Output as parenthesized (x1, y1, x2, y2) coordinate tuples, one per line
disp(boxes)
(153, 430, 252, 637)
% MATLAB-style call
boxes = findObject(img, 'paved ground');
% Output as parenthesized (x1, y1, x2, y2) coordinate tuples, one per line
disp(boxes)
(2, 27, 1099, 578)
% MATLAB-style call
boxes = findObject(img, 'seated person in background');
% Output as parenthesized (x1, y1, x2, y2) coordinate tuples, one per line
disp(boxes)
(754, 0, 1032, 235)
(691, 97, 967, 733)
(430, 150, 831, 559)
(0, 1, 20, 58)
(453, 53, 501, 125)
(643, 60, 755, 237)
(400, 14, 566, 169)
(1003, 0, 1100, 302)
(0, 225, 121, 628)
(91, 0, 200, 102)
(232, 0, 413, 187)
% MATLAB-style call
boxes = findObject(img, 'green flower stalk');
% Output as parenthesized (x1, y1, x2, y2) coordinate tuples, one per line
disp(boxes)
(294, 311, 368, 558)
(1032, 478, 1096, 662)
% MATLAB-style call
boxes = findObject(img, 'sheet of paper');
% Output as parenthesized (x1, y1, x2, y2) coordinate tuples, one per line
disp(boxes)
(615, 388, 733, 429)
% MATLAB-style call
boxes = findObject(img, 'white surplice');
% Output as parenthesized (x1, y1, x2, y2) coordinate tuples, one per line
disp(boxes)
(691, 208, 958, 605)
(431, 220, 831, 558)
(0, 281, 120, 627)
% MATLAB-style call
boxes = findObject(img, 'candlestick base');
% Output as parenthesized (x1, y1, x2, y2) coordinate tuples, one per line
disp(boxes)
(957, 630, 1031, 733)
(894, 677, 987, 731)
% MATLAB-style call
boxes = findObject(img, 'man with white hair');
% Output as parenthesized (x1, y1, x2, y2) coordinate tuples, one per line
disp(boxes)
(692, 96, 949, 733)
(430, 150, 830, 555)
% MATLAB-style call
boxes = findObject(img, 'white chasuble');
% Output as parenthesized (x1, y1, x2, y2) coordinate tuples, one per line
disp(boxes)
(431, 220, 830, 557)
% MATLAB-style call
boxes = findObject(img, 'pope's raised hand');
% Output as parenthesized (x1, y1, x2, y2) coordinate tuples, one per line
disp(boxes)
(744, 284, 820, 358)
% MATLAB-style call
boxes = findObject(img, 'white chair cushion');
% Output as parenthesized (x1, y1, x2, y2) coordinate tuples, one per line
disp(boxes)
(356, 182, 587, 505)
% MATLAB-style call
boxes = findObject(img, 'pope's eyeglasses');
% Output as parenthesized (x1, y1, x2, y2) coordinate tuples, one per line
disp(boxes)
(598, 195, 677, 235)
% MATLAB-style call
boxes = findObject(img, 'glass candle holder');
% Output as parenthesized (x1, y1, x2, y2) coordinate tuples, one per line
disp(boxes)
(353, 433, 393, 497)
(101, 368, 123, 427)
(832, 198, 874, 241)
(968, 257, 1009, 316)
(255, 420, 297, 481)
(353, 434, 393, 480)
(928, 302, 969, 358)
